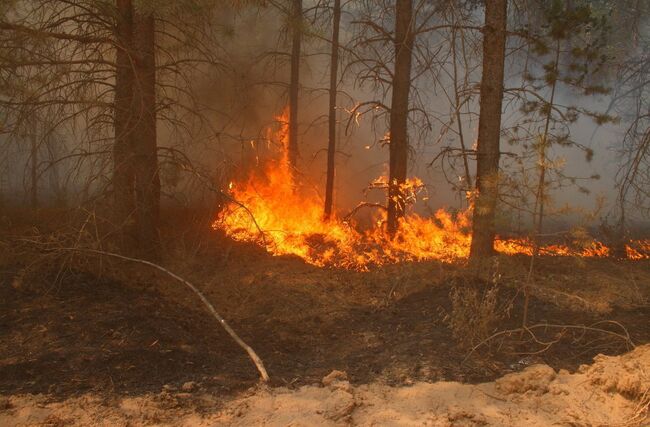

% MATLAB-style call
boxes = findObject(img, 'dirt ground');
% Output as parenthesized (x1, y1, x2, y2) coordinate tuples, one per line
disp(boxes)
(1, 223, 649, 425)
(2, 344, 649, 426)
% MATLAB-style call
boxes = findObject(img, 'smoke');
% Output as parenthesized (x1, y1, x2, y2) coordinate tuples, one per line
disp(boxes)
(190, 2, 620, 229)
(3, 0, 647, 235)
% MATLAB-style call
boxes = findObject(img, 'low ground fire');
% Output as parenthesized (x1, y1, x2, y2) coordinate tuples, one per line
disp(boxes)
(213, 110, 650, 270)
(4, 2, 650, 425)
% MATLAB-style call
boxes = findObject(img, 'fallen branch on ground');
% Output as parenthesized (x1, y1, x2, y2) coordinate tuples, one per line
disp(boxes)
(23, 243, 270, 383)
(463, 321, 635, 364)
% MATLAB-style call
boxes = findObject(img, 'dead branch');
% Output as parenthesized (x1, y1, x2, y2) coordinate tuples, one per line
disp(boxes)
(343, 202, 387, 221)
(463, 321, 635, 364)
(28, 244, 270, 383)
(153, 146, 268, 246)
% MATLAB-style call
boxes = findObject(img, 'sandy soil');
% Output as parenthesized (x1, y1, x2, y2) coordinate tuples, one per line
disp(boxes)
(2, 344, 647, 426)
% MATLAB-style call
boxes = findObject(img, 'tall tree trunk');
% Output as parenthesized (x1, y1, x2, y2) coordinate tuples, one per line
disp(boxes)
(288, 0, 302, 172)
(132, 12, 160, 259)
(386, 0, 414, 237)
(469, 0, 507, 260)
(451, 27, 472, 191)
(323, 0, 340, 220)
(522, 41, 560, 326)
(30, 131, 38, 208)
(113, 0, 136, 249)
(532, 41, 560, 251)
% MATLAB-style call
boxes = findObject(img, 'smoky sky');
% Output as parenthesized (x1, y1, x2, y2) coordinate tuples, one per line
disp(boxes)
(189, 3, 649, 230)
(2, 1, 647, 229)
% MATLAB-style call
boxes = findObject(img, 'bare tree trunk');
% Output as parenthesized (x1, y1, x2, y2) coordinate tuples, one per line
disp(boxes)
(386, 0, 414, 237)
(469, 0, 507, 260)
(451, 27, 472, 190)
(113, 1, 159, 259)
(288, 0, 302, 172)
(113, 0, 136, 249)
(613, 191, 629, 258)
(522, 41, 560, 327)
(30, 131, 38, 209)
(323, 0, 340, 220)
(132, 12, 160, 260)
(531, 41, 560, 244)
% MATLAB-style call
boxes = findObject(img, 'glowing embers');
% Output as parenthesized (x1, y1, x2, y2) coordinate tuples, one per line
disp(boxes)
(213, 109, 650, 269)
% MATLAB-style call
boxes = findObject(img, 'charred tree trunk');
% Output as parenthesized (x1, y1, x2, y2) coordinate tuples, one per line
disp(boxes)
(323, 0, 340, 220)
(386, 0, 414, 237)
(469, 0, 507, 260)
(288, 0, 302, 172)
(132, 12, 160, 259)
(113, 0, 136, 249)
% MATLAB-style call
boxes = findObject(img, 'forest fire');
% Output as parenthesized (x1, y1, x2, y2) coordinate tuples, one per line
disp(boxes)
(213, 110, 650, 270)
(3, 2, 650, 424)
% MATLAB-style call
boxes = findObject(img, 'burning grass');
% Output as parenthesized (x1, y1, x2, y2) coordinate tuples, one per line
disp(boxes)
(212, 109, 650, 270)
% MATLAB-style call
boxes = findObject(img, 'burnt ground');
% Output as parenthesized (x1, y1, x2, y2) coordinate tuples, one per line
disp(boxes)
(1, 235, 649, 404)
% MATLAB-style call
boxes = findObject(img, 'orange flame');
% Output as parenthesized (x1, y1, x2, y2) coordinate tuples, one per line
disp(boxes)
(212, 109, 650, 270)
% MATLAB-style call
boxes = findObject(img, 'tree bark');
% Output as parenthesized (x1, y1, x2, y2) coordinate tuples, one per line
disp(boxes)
(386, 0, 414, 237)
(132, 12, 160, 259)
(469, 0, 507, 260)
(113, 0, 136, 249)
(113, 0, 160, 259)
(30, 131, 38, 208)
(451, 27, 472, 190)
(323, 0, 340, 220)
(288, 0, 302, 172)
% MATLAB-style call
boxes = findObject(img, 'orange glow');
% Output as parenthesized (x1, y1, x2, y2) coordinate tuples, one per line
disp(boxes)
(626, 240, 650, 260)
(212, 108, 650, 270)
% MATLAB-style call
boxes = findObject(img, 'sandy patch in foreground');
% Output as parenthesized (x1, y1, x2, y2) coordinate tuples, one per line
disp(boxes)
(2, 345, 648, 426)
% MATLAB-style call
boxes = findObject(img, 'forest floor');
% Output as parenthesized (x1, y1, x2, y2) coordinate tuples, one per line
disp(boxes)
(0, 212, 649, 425)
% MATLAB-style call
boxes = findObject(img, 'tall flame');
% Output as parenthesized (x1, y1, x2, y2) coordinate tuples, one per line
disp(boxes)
(213, 109, 650, 270)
